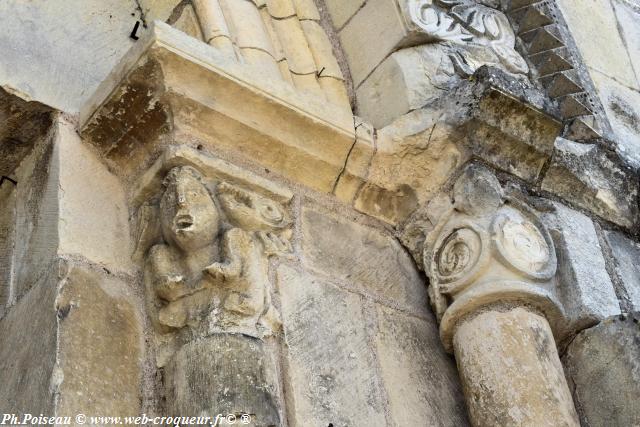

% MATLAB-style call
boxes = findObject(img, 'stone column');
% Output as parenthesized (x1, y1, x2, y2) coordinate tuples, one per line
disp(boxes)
(423, 165, 579, 427)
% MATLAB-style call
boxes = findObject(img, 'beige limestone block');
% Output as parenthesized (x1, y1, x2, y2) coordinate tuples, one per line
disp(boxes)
(290, 72, 324, 98)
(277, 265, 386, 426)
(557, 0, 638, 89)
(300, 20, 343, 80)
(612, 0, 640, 88)
(266, 0, 296, 18)
(173, 4, 205, 42)
(139, 0, 182, 22)
(165, 334, 281, 424)
(0, 268, 58, 414)
(589, 69, 640, 168)
(56, 119, 134, 274)
(356, 44, 452, 128)
(192, 0, 236, 55)
(272, 17, 318, 76)
(55, 262, 142, 417)
(301, 207, 429, 316)
(355, 113, 468, 225)
(324, 0, 367, 30)
(240, 48, 283, 81)
(374, 305, 470, 427)
(80, 23, 360, 194)
(292, 0, 320, 21)
(339, 0, 407, 86)
(453, 307, 580, 427)
(261, 7, 287, 63)
(332, 121, 375, 203)
(224, 0, 278, 64)
(319, 77, 351, 111)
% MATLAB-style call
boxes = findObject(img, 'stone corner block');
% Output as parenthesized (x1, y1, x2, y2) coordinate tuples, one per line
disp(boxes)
(540, 201, 621, 334)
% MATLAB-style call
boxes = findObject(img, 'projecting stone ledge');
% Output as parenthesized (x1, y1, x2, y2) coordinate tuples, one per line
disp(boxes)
(78, 21, 370, 197)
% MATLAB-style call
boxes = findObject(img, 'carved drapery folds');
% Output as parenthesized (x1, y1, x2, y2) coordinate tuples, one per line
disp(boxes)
(408, 0, 528, 76)
(423, 165, 562, 350)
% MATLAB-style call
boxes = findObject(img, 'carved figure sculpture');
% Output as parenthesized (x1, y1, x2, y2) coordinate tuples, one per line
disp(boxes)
(144, 166, 287, 338)
(409, 0, 528, 76)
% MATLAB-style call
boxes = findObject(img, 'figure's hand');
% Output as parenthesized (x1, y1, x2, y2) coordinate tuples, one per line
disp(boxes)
(204, 262, 239, 283)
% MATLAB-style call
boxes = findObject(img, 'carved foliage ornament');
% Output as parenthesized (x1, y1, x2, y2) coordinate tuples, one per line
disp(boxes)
(408, 0, 528, 75)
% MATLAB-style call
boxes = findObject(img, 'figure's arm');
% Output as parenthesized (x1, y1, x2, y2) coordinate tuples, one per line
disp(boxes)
(148, 245, 190, 301)
(204, 228, 245, 284)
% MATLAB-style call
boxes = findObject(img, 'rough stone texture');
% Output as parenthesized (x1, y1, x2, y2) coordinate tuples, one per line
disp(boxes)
(0, 0, 142, 113)
(604, 231, 640, 311)
(563, 313, 640, 427)
(277, 265, 387, 426)
(323, 0, 367, 30)
(589, 69, 640, 169)
(80, 22, 364, 195)
(541, 202, 621, 335)
(0, 266, 58, 414)
(612, 0, 640, 88)
(454, 307, 580, 427)
(557, 0, 638, 91)
(301, 207, 428, 316)
(542, 137, 639, 229)
(0, 185, 16, 314)
(374, 305, 470, 426)
(165, 334, 281, 425)
(55, 262, 142, 416)
(10, 130, 58, 301)
(56, 119, 134, 274)
(0, 87, 54, 178)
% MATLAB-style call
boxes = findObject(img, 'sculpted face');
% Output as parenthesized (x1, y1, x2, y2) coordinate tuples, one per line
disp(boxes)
(160, 166, 220, 251)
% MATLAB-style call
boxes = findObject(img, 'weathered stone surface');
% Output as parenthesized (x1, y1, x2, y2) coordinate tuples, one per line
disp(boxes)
(57, 119, 134, 273)
(301, 207, 428, 316)
(563, 313, 640, 427)
(354, 111, 467, 225)
(80, 22, 363, 194)
(0, 185, 16, 314)
(0, 0, 142, 113)
(338, 0, 407, 86)
(590, 70, 640, 169)
(11, 132, 58, 301)
(374, 305, 469, 427)
(604, 231, 640, 311)
(612, 0, 640, 90)
(324, 0, 367, 30)
(277, 265, 386, 426)
(542, 137, 639, 229)
(55, 262, 142, 416)
(454, 307, 580, 427)
(557, 0, 638, 90)
(541, 202, 621, 334)
(0, 267, 58, 415)
(165, 334, 281, 425)
(0, 87, 54, 178)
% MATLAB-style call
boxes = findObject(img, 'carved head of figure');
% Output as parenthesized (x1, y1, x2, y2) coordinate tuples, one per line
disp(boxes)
(160, 166, 221, 252)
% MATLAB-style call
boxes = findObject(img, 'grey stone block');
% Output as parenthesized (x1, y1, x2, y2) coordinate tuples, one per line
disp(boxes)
(541, 202, 621, 334)
(605, 231, 640, 311)
(563, 313, 640, 427)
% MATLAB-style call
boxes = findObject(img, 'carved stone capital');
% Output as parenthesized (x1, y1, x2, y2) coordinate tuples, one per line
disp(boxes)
(423, 164, 564, 351)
